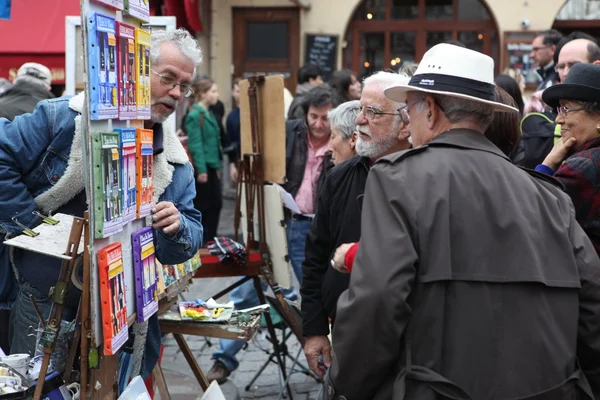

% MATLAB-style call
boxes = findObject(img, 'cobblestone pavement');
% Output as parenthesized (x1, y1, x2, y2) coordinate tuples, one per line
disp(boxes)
(159, 194, 323, 400)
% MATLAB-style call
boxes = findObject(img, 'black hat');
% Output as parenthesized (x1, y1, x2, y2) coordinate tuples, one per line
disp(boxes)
(542, 63, 600, 109)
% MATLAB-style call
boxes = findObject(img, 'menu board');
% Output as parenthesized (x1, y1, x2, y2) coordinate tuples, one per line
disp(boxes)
(503, 31, 540, 88)
(304, 34, 338, 81)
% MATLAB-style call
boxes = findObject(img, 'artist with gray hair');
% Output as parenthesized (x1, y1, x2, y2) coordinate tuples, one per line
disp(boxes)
(301, 71, 410, 378)
(327, 100, 359, 165)
(0, 28, 203, 377)
(0, 62, 54, 121)
(324, 44, 600, 400)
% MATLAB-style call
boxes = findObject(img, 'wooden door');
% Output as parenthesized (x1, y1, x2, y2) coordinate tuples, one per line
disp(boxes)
(233, 7, 300, 93)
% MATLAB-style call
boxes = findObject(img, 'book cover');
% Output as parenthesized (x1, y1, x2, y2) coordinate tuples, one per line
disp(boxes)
(117, 22, 137, 120)
(98, 242, 128, 355)
(124, 0, 150, 22)
(161, 262, 179, 288)
(87, 13, 119, 120)
(92, 132, 123, 238)
(116, 128, 137, 223)
(155, 259, 165, 295)
(135, 28, 151, 120)
(91, 0, 124, 10)
(132, 227, 158, 322)
(136, 128, 154, 218)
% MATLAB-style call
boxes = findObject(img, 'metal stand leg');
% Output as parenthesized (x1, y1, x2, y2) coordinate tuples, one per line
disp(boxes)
(252, 276, 294, 399)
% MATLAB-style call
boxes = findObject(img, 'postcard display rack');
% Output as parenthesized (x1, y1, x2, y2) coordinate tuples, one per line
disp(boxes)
(77, 0, 198, 398)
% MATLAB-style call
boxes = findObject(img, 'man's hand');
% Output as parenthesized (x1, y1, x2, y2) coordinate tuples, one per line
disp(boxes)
(230, 163, 239, 183)
(303, 335, 332, 377)
(332, 243, 353, 274)
(543, 137, 577, 170)
(196, 173, 208, 183)
(152, 201, 181, 236)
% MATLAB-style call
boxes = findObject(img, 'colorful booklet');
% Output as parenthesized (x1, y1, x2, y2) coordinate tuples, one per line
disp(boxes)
(92, 0, 124, 10)
(132, 227, 158, 322)
(92, 132, 123, 238)
(135, 28, 151, 120)
(161, 262, 180, 288)
(136, 128, 154, 218)
(98, 242, 128, 355)
(87, 13, 119, 120)
(116, 128, 137, 223)
(124, 0, 150, 22)
(116, 22, 137, 120)
(155, 259, 166, 295)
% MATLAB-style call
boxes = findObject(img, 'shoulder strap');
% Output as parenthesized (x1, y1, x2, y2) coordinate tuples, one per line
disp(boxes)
(200, 112, 204, 129)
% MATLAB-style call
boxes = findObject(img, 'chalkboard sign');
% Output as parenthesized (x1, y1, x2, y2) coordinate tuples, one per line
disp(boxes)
(503, 31, 540, 90)
(304, 34, 338, 81)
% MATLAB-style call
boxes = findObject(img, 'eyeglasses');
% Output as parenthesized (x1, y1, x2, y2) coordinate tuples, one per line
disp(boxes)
(555, 61, 581, 72)
(398, 99, 424, 117)
(151, 70, 194, 97)
(557, 104, 585, 116)
(355, 106, 409, 123)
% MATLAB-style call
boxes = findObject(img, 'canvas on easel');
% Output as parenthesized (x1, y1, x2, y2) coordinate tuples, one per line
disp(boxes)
(239, 75, 286, 184)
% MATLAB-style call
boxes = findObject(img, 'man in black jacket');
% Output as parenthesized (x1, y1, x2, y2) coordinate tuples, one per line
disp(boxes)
(301, 71, 411, 377)
(207, 86, 334, 384)
(0, 63, 54, 121)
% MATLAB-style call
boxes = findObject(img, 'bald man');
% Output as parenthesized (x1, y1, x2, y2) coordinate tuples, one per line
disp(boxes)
(556, 38, 600, 82)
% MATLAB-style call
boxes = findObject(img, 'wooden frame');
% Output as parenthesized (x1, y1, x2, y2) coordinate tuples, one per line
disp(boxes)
(344, 0, 499, 74)
(232, 7, 300, 93)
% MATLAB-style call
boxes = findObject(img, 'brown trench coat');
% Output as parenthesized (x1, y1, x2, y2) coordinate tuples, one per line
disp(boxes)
(325, 129, 600, 400)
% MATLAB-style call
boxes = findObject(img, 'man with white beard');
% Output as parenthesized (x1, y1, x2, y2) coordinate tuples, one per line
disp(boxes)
(301, 71, 411, 378)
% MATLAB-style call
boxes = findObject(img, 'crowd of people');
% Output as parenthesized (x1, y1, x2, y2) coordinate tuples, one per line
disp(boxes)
(3, 25, 600, 400)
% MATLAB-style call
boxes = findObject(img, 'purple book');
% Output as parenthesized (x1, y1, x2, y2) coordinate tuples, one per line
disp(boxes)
(132, 226, 158, 322)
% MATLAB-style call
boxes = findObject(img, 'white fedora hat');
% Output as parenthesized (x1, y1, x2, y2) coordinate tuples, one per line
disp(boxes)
(385, 44, 517, 113)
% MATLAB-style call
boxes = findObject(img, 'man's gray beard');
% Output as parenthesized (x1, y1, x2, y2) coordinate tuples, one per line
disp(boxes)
(356, 129, 400, 158)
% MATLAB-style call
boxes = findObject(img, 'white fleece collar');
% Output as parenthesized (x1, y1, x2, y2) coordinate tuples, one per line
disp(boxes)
(35, 92, 191, 213)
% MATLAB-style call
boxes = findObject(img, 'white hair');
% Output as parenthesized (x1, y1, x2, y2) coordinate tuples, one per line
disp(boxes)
(363, 71, 410, 107)
(328, 100, 360, 140)
(413, 92, 494, 130)
(150, 28, 203, 75)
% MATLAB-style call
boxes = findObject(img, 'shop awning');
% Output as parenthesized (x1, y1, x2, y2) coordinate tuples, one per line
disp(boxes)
(156, 0, 204, 32)
(0, 0, 81, 84)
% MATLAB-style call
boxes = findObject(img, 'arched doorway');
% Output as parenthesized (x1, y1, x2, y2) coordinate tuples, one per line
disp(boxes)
(553, 0, 600, 43)
(342, 0, 500, 79)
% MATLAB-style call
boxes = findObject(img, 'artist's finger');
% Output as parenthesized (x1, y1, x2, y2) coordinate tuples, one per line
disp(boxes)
(152, 201, 174, 214)
(152, 206, 178, 223)
(161, 220, 181, 235)
(305, 353, 323, 377)
(153, 212, 180, 229)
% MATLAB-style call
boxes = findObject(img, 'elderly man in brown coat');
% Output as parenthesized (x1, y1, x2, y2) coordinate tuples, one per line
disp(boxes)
(324, 44, 600, 400)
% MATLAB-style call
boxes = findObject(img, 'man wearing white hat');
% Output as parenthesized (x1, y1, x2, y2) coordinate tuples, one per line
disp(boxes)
(323, 44, 600, 399)
(0, 62, 54, 121)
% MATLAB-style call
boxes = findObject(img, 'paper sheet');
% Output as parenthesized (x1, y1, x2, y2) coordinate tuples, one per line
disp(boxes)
(272, 184, 315, 218)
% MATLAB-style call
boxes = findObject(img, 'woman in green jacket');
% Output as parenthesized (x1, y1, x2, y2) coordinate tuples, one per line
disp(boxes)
(184, 78, 222, 245)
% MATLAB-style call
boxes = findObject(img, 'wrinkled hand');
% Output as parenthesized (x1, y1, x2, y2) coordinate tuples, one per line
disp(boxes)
(543, 137, 576, 170)
(230, 164, 239, 183)
(332, 243, 353, 274)
(216, 170, 221, 180)
(152, 201, 181, 236)
(196, 173, 208, 183)
(304, 335, 332, 377)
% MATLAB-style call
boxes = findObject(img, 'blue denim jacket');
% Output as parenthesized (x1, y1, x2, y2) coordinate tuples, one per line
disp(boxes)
(0, 94, 203, 308)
